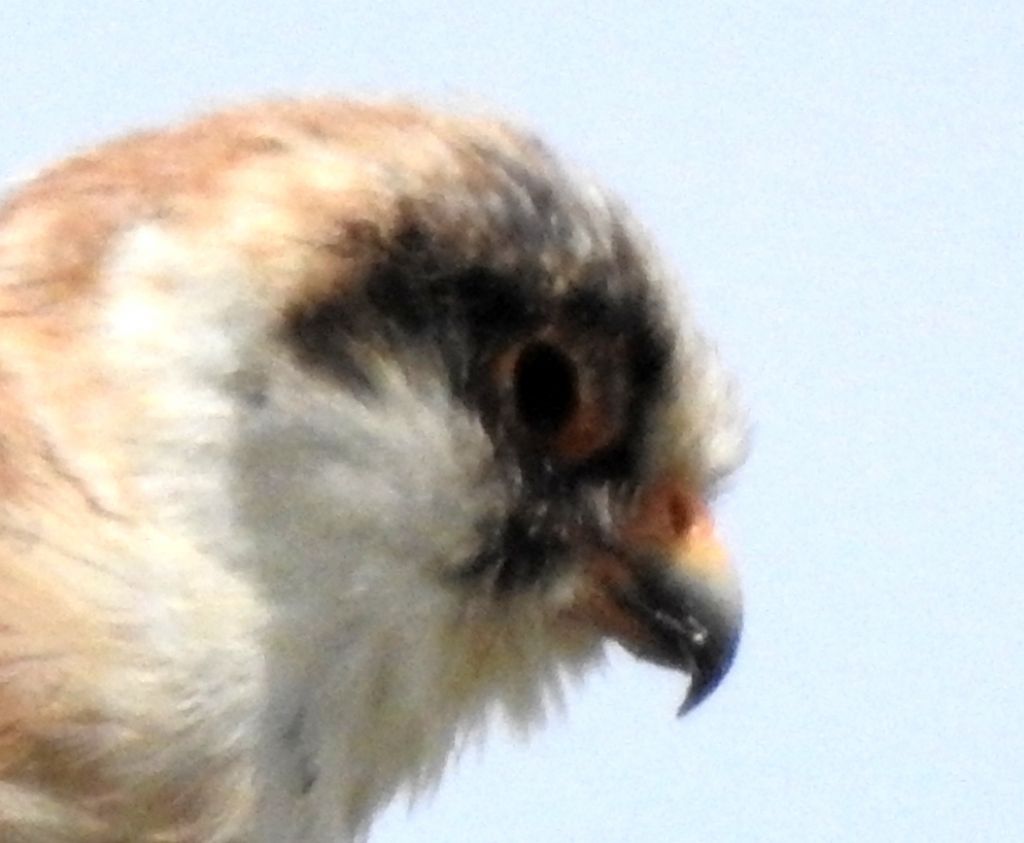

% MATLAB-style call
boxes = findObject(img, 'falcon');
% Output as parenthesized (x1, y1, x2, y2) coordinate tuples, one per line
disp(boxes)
(0, 99, 745, 841)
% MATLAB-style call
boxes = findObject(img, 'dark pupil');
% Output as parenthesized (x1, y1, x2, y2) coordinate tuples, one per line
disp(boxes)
(513, 342, 578, 434)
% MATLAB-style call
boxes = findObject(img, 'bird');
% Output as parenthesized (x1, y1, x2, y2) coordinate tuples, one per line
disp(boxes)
(0, 98, 745, 842)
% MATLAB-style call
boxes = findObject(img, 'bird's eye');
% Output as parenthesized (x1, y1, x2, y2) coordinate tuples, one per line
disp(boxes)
(513, 341, 578, 435)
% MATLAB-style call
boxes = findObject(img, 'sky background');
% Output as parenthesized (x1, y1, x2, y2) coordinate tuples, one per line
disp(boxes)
(3, 2, 1022, 840)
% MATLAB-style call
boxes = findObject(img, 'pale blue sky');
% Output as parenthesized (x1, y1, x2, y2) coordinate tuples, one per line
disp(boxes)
(4, 3, 1021, 840)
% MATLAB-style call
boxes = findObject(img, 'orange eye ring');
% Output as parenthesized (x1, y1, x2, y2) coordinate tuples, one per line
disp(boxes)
(496, 336, 623, 464)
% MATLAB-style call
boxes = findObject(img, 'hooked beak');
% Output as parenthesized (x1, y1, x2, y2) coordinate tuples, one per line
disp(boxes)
(573, 476, 742, 714)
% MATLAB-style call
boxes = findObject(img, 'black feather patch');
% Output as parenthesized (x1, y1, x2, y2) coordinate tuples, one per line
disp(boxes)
(282, 225, 674, 595)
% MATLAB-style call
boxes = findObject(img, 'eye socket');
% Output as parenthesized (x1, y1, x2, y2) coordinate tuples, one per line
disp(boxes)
(512, 341, 579, 435)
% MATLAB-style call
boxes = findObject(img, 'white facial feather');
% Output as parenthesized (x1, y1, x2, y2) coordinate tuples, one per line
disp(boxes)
(98, 218, 598, 839)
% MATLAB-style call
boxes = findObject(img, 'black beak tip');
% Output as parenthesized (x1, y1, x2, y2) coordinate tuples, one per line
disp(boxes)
(611, 561, 742, 716)
(675, 616, 742, 717)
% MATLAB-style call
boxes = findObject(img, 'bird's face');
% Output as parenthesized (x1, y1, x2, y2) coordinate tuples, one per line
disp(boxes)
(197, 107, 746, 723)
(0, 100, 745, 839)
(274, 214, 746, 712)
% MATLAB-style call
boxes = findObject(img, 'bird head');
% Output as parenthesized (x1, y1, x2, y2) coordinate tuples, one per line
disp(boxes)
(0, 99, 745, 838)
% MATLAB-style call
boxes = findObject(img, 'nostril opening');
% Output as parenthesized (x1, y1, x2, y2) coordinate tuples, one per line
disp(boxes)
(665, 488, 694, 539)
(625, 481, 708, 548)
